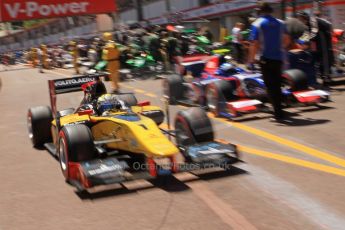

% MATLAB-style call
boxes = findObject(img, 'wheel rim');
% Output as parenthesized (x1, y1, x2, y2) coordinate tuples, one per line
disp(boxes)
(59, 138, 68, 173)
(206, 88, 217, 112)
(27, 113, 33, 141)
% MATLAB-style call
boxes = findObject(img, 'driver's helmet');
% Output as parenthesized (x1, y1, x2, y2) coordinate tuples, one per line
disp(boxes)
(220, 63, 234, 71)
(97, 94, 127, 115)
(216, 63, 236, 76)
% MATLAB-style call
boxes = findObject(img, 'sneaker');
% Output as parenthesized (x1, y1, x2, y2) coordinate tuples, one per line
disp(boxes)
(269, 115, 293, 123)
(322, 77, 333, 86)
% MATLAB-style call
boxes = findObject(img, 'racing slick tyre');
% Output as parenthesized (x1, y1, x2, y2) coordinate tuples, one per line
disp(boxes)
(58, 124, 96, 180)
(162, 74, 183, 104)
(282, 69, 308, 91)
(206, 80, 237, 116)
(27, 106, 53, 147)
(117, 94, 138, 106)
(175, 107, 214, 146)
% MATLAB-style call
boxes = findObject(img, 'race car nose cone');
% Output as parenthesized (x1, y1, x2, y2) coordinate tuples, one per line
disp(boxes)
(147, 141, 179, 157)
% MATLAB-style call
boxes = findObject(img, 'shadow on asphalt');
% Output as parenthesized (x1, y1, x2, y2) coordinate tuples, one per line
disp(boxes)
(298, 104, 334, 113)
(330, 87, 345, 93)
(189, 166, 248, 181)
(272, 116, 330, 126)
(329, 78, 345, 87)
(75, 166, 247, 200)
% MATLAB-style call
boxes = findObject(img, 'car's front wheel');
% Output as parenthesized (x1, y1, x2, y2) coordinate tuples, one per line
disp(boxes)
(174, 107, 214, 147)
(27, 106, 53, 147)
(58, 124, 96, 181)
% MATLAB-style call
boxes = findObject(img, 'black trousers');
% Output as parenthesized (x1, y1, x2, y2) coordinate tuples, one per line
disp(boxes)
(260, 58, 284, 118)
(232, 42, 243, 63)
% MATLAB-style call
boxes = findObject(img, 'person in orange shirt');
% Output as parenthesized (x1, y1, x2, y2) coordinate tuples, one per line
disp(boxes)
(102, 32, 120, 93)
(69, 41, 80, 74)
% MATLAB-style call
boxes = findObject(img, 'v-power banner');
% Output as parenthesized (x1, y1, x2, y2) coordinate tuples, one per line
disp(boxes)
(0, 0, 117, 22)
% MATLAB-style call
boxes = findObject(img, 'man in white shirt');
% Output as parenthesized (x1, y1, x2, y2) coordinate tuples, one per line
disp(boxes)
(231, 22, 244, 63)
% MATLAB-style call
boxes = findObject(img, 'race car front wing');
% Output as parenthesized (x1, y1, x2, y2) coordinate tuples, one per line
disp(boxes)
(66, 141, 239, 191)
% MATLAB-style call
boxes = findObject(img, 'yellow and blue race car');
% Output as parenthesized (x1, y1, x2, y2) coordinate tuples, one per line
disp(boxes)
(27, 73, 239, 192)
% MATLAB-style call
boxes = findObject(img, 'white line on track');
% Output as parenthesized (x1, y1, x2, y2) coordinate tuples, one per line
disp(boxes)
(241, 164, 345, 230)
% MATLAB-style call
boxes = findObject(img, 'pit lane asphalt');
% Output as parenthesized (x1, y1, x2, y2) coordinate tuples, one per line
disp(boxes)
(1, 65, 345, 230)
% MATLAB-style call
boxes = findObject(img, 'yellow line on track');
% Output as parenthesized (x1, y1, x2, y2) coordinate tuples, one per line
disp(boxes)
(134, 89, 146, 93)
(144, 93, 157, 98)
(160, 123, 345, 177)
(208, 113, 345, 169)
(238, 145, 345, 177)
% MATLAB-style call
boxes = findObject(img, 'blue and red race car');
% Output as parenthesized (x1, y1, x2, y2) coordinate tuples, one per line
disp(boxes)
(164, 55, 330, 119)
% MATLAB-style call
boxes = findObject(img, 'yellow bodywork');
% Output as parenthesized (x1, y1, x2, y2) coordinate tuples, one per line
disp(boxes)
(51, 106, 179, 158)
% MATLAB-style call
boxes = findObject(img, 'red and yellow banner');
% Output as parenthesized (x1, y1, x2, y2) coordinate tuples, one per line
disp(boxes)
(0, 0, 117, 22)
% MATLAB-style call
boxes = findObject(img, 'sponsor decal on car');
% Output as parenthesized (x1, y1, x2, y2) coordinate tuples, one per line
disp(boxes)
(188, 142, 236, 157)
(54, 77, 96, 88)
(64, 121, 87, 126)
(88, 164, 124, 176)
(82, 158, 128, 177)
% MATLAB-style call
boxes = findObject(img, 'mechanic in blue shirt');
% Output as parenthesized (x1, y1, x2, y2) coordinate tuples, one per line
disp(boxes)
(248, 2, 290, 121)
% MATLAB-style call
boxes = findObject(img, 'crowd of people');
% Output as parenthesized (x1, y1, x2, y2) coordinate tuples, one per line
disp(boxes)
(1, 24, 222, 90)
(247, 2, 344, 121)
(230, 5, 341, 86)
(8, 25, 214, 70)
(1, 1, 344, 120)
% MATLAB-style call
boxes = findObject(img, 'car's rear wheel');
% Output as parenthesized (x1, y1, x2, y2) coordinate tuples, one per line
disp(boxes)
(162, 74, 183, 104)
(58, 124, 96, 180)
(174, 107, 214, 147)
(27, 106, 53, 147)
(206, 80, 237, 116)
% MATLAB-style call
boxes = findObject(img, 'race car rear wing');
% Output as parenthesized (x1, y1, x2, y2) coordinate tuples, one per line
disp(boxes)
(48, 73, 109, 116)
